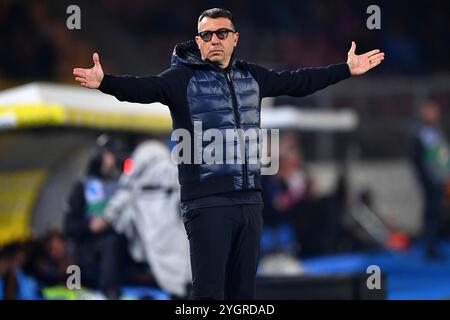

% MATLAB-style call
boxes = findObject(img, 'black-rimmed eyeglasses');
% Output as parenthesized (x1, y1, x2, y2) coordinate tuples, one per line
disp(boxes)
(198, 28, 235, 42)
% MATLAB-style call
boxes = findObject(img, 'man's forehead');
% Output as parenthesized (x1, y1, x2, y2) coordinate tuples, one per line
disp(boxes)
(198, 17, 232, 31)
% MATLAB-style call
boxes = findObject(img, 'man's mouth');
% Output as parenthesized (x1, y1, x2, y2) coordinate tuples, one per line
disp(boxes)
(210, 49, 223, 54)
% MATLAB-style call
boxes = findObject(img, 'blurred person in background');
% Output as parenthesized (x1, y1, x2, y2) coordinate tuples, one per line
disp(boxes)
(262, 131, 313, 256)
(411, 100, 450, 260)
(24, 231, 73, 290)
(72, 8, 384, 299)
(0, 242, 40, 299)
(64, 137, 126, 299)
(262, 131, 346, 257)
(103, 140, 191, 299)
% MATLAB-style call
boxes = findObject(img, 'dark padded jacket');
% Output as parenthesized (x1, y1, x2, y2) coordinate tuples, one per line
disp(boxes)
(99, 40, 351, 201)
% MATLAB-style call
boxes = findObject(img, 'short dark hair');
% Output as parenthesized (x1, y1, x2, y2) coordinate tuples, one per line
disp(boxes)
(198, 8, 235, 31)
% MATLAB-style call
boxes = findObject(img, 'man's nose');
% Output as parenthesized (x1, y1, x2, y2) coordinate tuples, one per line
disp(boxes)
(211, 33, 221, 45)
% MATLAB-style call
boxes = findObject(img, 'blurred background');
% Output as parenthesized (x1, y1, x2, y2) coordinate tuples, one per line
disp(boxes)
(1, 0, 450, 300)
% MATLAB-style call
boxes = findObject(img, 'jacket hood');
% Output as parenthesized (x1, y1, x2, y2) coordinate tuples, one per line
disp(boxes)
(171, 40, 206, 67)
(171, 40, 237, 69)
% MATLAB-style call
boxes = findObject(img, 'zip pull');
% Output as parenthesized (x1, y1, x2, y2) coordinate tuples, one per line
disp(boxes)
(226, 72, 231, 82)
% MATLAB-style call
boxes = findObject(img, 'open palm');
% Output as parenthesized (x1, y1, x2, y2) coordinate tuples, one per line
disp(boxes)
(347, 41, 385, 76)
(73, 53, 104, 88)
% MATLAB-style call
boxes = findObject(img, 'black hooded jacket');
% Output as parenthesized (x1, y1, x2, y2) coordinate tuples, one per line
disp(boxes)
(99, 40, 351, 202)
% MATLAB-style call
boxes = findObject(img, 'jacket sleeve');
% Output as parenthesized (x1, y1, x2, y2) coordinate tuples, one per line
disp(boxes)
(64, 181, 91, 240)
(245, 62, 351, 98)
(98, 66, 184, 105)
(103, 185, 133, 227)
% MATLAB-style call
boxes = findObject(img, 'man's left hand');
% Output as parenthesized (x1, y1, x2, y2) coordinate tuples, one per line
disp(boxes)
(347, 41, 385, 76)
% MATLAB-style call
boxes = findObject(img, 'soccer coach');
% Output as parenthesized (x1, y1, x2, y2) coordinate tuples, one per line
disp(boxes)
(73, 8, 384, 299)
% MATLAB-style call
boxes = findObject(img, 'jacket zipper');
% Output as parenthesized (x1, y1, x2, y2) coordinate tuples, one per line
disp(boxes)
(224, 71, 248, 190)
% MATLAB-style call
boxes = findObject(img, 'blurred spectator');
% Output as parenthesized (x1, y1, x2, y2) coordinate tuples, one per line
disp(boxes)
(24, 231, 73, 288)
(262, 131, 361, 257)
(262, 131, 313, 256)
(264, 132, 313, 218)
(0, 242, 40, 299)
(411, 100, 450, 260)
(64, 138, 126, 299)
(104, 140, 191, 299)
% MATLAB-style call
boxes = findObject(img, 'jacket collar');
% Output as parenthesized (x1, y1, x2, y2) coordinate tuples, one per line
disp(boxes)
(171, 40, 237, 70)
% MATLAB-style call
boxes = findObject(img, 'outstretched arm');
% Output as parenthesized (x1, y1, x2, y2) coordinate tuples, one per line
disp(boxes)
(73, 53, 181, 105)
(246, 41, 385, 98)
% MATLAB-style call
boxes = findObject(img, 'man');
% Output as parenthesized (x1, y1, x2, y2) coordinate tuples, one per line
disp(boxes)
(411, 100, 449, 260)
(73, 8, 384, 299)
(64, 140, 125, 299)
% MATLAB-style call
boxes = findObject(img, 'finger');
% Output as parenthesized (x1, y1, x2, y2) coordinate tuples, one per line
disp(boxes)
(73, 70, 86, 78)
(369, 55, 385, 63)
(364, 49, 381, 57)
(75, 77, 86, 82)
(348, 41, 356, 54)
(369, 53, 384, 61)
(80, 82, 89, 88)
(73, 68, 87, 75)
(370, 56, 384, 64)
(93, 52, 100, 66)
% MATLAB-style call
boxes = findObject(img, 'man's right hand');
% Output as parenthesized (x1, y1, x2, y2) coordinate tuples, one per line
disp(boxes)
(89, 217, 109, 233)
(73, 52, 104, 89)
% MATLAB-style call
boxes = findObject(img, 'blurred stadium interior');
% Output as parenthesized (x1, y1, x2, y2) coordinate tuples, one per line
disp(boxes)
(1, 0, 450, 300)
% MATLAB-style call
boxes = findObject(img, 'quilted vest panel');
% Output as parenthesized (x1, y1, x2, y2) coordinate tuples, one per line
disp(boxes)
(186, 65, 261, 190)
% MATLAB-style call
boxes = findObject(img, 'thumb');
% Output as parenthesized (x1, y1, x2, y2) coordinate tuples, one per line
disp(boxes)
(348, 41, 356, 55)
(93, 52, 101, 67)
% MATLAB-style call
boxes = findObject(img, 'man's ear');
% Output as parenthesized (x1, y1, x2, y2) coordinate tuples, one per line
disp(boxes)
(195, 36, 201, 48)
(234, 32, 239, 47)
